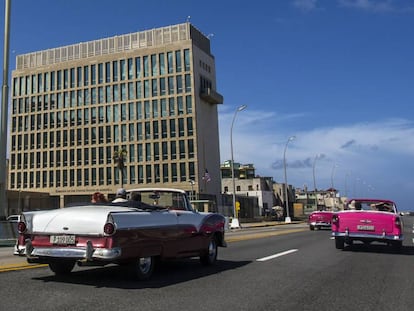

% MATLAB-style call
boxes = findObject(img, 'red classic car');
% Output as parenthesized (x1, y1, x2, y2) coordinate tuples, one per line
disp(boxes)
(308, 210, 333, 230)
(331, 199, 403, 251)
(14, 188, 227, 280)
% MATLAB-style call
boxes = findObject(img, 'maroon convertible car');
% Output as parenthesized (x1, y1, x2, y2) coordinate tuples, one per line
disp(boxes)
(14, 188, 227, 280)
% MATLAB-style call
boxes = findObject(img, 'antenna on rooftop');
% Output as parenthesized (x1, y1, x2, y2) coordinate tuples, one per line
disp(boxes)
(186, 16, 191, 23)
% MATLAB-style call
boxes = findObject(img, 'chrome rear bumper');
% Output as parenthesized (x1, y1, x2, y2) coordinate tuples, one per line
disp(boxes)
(332, 231, 403, 241)
(15, 239, 121, 262)
(309, 221, 331, 227)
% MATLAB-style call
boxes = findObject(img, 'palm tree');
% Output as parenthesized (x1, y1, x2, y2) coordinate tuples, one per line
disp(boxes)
(113, 148, 127, 188)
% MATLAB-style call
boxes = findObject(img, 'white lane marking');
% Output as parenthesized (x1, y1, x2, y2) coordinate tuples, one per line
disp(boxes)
(256, 249, 298, 262)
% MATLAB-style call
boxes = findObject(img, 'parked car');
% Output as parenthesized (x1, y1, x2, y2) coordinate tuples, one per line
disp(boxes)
(7, 215, 20, 236)
(331, 199, 403, 251)
(14, 188, 227, 280)
(6, 215, 20, 222)
(308, 210, 333, 230)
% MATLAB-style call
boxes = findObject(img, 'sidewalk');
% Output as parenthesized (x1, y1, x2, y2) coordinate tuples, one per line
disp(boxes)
(230, 219, 305, 229)
(241, 220, 304, 227)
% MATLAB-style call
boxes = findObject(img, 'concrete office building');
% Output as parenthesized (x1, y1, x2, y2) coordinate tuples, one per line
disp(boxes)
(8, 22, 223, 208)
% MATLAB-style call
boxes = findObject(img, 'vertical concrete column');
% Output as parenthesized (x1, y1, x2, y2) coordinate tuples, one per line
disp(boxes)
(60, 195, 65, 209)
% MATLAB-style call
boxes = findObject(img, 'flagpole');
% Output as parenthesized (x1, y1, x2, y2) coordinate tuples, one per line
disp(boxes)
(0, 0, 11, 219)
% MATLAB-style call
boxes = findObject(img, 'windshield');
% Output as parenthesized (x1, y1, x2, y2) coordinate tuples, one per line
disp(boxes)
(128, 190, 191, 211)
(346, 200, 396, 213)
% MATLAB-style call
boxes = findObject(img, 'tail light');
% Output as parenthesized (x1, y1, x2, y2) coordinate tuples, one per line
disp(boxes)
(104, 214, 116, 236)
(17, 221, 27, 234)
(104, 223, 115, 235)
(395, 216, 402, 229)
(16, 214, 27, 234)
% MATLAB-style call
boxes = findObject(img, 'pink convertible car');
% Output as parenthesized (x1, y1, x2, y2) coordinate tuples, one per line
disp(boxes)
(331, 199, 403, 251)
(308, 210, 333, 230)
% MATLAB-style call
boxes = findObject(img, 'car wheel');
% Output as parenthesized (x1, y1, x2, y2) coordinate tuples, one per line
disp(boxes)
(309, 225, 315, 231)
(133, 256, 155, 280)
(200, 237, 217, 266)
(49, 260, 75, 275)
(335, 237, 345, 250)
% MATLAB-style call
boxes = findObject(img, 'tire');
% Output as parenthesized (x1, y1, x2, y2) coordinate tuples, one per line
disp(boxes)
(200, 237, 218, 266)
(309, 225, 315, 231)
(132, 256, 155, 280)
(335, 237, 345, 250)
(49, 260, 75, 275)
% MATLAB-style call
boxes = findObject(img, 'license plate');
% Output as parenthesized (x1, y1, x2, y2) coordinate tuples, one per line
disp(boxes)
(357, 225, 375, 231)
(50, 235, 76, 245)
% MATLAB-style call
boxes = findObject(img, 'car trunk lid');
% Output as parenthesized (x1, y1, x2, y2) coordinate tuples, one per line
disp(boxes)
(24, 205, 132, 235)
(336, 211, 396, 234)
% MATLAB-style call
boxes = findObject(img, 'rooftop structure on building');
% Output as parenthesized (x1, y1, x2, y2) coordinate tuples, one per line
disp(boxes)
(220, 160, 256, 179)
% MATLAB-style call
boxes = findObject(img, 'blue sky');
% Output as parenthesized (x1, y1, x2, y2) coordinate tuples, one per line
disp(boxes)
(1, 0, 413, 209)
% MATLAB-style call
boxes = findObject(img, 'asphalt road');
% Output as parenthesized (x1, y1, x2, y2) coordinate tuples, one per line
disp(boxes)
(1, 218, 414, 311)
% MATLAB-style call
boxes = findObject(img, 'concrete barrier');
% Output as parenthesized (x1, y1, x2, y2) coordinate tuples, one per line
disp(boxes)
(0, 221, 17, 247)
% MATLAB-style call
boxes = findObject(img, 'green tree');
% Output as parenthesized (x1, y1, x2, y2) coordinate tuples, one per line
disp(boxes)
(113, 149, 127, 188)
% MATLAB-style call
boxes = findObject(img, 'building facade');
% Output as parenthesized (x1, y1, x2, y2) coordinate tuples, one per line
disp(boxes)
(220, 161, 287, 219)
(8, 23, 223, 208)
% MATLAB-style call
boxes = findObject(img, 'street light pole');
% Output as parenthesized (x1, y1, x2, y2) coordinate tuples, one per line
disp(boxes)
(345, 171, 351, 198)
(0, 0, 11, 219)
(312, 154, 320, 210)
(230, 104, 247, 228)
(283, 136, 295, 223)
(189, 180, 195, 201)
(354, 177, 359, 198)
(331, 164, 338, 210)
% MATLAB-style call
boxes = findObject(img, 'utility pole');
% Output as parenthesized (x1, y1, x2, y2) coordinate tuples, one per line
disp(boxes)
(0, 0, 11, 219)
(283, 136, 295, 223)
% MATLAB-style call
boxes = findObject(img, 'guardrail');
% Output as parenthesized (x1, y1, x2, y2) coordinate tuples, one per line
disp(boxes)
(0, 221, 18, 247)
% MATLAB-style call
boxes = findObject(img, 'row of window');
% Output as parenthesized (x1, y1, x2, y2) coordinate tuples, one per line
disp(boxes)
(223, 185, 251, 193)
(12, 75, 192, 114)
(10, 139, 195, 170)
(11, 117, 194, 152)
(9, 161, 196, 189)
(13, 49, 192, 96)
(11, 96, 193, 133)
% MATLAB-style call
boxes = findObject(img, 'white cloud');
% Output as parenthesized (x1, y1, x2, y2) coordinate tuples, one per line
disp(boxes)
(220, 107, 414, 167)
(292, 0, 319, 11)
(337, 0, 414, 13)
(291, 0, 414, 13)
